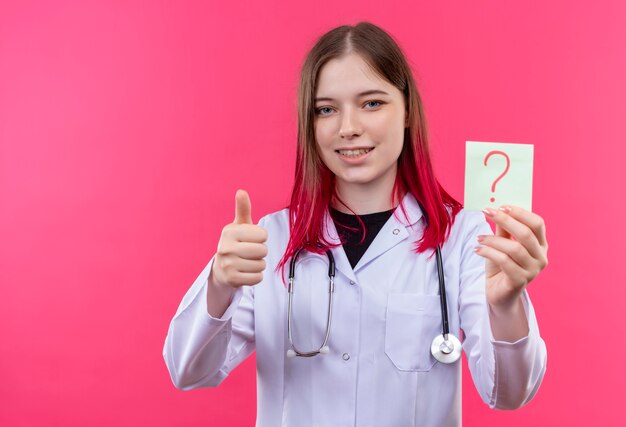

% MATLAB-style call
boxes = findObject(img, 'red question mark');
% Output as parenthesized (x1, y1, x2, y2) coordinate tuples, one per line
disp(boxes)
(484, 150, 510, 203)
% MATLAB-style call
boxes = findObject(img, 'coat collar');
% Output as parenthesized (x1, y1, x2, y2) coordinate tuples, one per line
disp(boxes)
(317, 192, 426, 280)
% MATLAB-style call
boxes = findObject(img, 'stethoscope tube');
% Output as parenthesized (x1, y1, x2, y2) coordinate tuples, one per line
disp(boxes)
(286, 205, 462, 364)
(430, 246, 462, 364)
(435, 246, 449, 336)
(287, 248, 336, 358)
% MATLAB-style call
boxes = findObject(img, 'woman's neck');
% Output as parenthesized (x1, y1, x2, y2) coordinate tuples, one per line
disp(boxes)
(331, 172, 401, 215)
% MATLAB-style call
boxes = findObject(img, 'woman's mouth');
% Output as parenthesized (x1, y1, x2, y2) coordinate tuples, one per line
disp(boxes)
(335, 147, 374, 158)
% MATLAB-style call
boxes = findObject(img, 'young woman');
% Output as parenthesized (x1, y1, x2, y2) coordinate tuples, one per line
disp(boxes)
(164, 21, 548, 427)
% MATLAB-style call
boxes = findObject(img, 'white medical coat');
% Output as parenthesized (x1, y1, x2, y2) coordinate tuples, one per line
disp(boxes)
(163, 193, 547, 427)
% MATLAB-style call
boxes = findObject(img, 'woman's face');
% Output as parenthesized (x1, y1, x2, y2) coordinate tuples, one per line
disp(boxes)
(314, 53, 407, 191)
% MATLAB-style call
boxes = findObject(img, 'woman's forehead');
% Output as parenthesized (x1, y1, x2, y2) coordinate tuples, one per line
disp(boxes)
(315, 53, 397, 99)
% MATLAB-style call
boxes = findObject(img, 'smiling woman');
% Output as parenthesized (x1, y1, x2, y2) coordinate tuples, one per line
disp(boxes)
(163, 21, 548, 427)
(313, 53, 407, 211)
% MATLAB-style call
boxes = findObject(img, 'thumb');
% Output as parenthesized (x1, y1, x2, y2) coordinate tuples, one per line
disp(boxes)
(234, 189, 253, 224)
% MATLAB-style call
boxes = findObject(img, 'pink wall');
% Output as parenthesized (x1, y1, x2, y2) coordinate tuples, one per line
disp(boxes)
(1, 1, 624, 425)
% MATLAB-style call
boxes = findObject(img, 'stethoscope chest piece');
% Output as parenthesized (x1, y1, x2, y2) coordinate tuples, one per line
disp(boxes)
(431, 333, 462, 364)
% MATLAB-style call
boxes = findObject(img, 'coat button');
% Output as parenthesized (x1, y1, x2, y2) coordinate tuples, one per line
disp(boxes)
(392, 228, 400, 235)
(342, 353, 350, 361)
(349, 280, 356, 286)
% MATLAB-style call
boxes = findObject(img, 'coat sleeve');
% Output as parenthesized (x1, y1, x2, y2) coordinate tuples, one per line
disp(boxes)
(162, 238, 258, 390)
(458, 212, 547, 410)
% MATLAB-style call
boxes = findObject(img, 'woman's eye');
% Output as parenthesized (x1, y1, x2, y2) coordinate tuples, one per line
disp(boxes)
(365, 100, 383, 108)
(315, 101, 383, 116)
(316, 107, 333, 115)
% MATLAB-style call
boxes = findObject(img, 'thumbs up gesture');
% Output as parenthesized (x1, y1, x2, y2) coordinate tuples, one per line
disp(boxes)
(211, 190, 269, 289)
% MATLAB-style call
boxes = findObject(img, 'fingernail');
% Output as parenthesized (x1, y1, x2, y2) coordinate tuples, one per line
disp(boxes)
(474, 246, 482, 253)
(482, 208, 496, 217)
(476, 235, 485, 243)
(499, 206, 511, 213)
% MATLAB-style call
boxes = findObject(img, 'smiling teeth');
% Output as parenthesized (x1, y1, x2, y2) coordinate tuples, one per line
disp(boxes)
(337, 148, 373, 157)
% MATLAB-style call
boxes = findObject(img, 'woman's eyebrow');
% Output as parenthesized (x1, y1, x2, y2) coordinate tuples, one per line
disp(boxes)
(314, 89, 390, 103)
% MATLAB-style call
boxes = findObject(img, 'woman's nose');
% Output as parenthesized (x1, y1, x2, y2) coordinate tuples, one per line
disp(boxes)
(338, 108, 362, 138)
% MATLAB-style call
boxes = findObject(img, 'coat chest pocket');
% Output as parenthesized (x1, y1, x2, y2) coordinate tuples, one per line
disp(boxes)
(384, 294, 441, 372)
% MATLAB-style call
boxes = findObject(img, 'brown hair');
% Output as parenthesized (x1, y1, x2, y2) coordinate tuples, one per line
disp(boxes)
(277, 21, 462, 275)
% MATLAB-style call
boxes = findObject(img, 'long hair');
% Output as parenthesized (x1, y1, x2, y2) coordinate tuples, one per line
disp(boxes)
(276, 21, 463, 277)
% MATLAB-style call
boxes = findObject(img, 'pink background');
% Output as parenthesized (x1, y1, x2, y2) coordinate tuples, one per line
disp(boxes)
(1, 1, 624, 425)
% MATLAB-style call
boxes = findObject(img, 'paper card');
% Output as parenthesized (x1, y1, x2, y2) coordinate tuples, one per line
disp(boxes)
(464, 141, 534, 211)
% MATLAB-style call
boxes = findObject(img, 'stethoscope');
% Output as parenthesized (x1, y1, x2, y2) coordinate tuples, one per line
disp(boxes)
(286, 238, 462, 364)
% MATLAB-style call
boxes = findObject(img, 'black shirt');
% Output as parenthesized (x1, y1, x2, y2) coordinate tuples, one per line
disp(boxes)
(329, 207, 396, 269)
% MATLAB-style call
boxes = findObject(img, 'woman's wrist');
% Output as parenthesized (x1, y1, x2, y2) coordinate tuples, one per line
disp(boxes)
(206, 266, 237, 318)
(488, 294, 529, 342)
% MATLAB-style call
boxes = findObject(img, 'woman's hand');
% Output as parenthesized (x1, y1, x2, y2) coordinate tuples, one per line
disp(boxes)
(206, 189, 268, 318)
(475, 206, 549, 340)
(212, 189, 268, 289)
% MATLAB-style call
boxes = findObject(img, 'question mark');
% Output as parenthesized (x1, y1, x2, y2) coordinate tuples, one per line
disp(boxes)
(484, 150, 510, 203)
